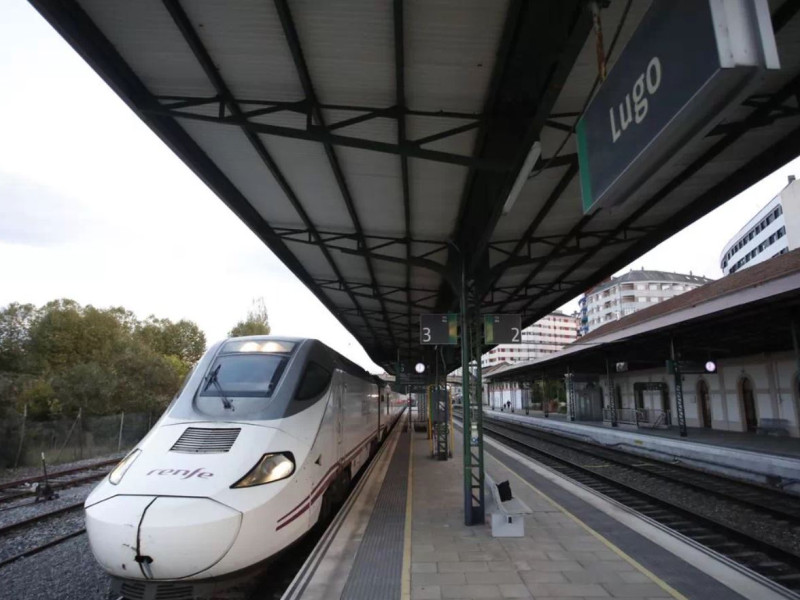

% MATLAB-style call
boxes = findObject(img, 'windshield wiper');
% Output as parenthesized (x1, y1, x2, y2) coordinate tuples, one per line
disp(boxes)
(204, 365, 234, 411)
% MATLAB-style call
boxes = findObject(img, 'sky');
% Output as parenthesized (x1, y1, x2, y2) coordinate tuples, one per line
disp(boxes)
(1, 1, 799, 372)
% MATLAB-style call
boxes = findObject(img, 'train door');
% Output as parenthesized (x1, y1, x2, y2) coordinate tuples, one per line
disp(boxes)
(739, 377, 758, 432)
(697, 380, 711, 428)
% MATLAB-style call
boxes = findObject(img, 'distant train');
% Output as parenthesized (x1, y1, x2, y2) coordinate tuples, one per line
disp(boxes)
(83, 336, 405, 598)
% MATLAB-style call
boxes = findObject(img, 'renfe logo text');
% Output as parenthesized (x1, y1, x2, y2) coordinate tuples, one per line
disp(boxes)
(147, 467, 214, 480)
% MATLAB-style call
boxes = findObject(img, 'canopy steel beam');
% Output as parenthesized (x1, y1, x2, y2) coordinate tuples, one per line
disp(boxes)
(522, 72, 800, 316)
(394, 0, 414, 353)
(147, 104, 504, 171)
(273, 0, 398, 350)
(161, 0, 387, 352)
(28, 0, 397, 363)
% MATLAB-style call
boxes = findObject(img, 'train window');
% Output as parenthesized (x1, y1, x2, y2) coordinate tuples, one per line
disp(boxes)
(295, 362, 332, 400)
(199, 354, 287, 397)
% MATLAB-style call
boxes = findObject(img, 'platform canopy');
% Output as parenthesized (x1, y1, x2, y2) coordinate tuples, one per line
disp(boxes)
(31, 0, 800, 372)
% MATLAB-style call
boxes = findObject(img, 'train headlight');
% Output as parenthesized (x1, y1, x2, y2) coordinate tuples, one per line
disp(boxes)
(232, 453, 295, 488)
(109, 449, 141, 485)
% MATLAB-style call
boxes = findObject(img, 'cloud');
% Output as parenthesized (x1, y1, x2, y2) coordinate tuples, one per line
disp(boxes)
(0, 173, 100, 246)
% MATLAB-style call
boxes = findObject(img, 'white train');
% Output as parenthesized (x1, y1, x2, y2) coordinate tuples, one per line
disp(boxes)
(84, 336, 405, 598)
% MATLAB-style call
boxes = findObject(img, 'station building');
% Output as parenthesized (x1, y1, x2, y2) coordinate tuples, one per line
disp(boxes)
(487, 249, 800, 438)
(720, 175, 800, 275)
(578, 269, 713, 335)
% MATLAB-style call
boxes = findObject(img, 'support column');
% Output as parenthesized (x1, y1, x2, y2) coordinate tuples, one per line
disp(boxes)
(460, 270, 484, 526)
(566, 369, 576, 421)
(606, 359, 617, 427)
(541, 372, 549, 418)
(788, 318, 800, 433)
(671, 339, 688, 437)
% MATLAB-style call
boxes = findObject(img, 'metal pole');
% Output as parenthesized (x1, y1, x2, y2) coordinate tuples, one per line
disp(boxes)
(78, 407, 84, 460)
(14, 403, 28, 469)
(542, 373, 549, 418)
(606, 360, 618, 427)
(459, 261, 473, 525)
(566, 367, 576, 421)
(471, 295, 485, 525)
(117, 412, 125, 452)
(671, 339, 688, 437)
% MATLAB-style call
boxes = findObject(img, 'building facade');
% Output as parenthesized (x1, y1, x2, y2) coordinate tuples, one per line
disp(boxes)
(720, 176, 799, 275)
(482, 312, 578, 368)
(580, 270, 712, 334)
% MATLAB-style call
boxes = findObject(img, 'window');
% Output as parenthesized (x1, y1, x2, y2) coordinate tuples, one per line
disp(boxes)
(200, 353, 287, 398)
(295, 362, 333, 400)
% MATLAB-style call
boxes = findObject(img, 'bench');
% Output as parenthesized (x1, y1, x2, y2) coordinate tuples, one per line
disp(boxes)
(757, 418, 791, 436)
(485, 474, 532, 537)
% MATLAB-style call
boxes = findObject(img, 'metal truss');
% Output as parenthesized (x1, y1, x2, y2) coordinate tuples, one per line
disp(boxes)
(518, 69, 800, 316)
(273, 0, 399, 350)
(161, 0, 391, 352)
(269, 227, 450, 275)
(148, 94, 576, 175)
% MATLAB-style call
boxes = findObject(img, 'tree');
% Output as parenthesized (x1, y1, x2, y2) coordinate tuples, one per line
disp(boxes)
(0, 303, 38, 373)
(0, 299, 207, 419)
(229, 298, 271, 337)
(27, 300, 128, 371)
(135, 317, 206, 364)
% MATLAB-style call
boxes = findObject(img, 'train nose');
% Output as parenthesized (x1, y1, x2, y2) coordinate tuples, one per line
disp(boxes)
(85, 496, 242, 580)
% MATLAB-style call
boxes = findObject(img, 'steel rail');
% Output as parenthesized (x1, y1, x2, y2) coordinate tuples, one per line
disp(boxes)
(478, 419, 800, 593)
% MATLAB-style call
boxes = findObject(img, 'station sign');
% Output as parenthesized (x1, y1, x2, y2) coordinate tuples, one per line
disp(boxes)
(577, 0, 779, 214)
(395, 359, 430, 385)
(483, 314, 522, 344)
(420, 313, 459, 345)
(666, 359, 716, 374)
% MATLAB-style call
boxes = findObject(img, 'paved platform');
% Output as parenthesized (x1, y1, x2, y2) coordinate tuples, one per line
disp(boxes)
(488, 408, 800, 458)
(284, 413, 794, 600)
(486, 409, 800, 493)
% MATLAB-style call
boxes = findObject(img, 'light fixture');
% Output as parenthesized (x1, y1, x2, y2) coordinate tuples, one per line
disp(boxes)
(415, 362, 425, 374)
(502, 141, 542, 215)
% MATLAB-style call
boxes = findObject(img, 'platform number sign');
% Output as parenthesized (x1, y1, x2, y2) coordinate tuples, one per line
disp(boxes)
(419, 314, 459, 345)
(484, 314, 522, 344)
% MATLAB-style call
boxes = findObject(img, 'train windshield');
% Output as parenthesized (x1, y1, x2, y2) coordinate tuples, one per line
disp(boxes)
(198, 353, 288, 398)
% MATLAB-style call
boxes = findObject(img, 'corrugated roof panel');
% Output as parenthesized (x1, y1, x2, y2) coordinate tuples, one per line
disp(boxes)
(179, 0, 303, 101)
(332, 148, 404, 236)
(294, 0, 395, 108)
(409, 159, 466, 238)
(177, 119, 299, 225)
(405, 0, 509, 113)
(81, 0, 215, 97)
(258, 135, 355, 231)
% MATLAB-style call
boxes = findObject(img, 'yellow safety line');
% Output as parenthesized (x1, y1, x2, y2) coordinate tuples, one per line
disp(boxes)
(496, 454, 688, 600)
(401, 415, 413, 600)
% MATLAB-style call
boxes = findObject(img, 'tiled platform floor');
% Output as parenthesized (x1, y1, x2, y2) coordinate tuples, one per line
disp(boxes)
(410, 433, 677, 600)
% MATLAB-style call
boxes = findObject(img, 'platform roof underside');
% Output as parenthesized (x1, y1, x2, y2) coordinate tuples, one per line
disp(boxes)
(32, 0, 800, 371)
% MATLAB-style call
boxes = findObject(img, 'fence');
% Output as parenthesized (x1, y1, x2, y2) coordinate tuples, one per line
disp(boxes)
(0, 409, 153, 469)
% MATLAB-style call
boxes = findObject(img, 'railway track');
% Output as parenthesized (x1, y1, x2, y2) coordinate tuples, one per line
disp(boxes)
(0, 458, 117, 506)
(491, 417, 800, 523)
(473, 416, 800, 595)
